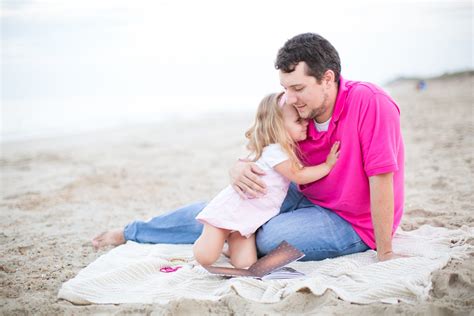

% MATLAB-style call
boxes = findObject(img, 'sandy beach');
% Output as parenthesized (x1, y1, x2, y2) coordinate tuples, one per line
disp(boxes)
(1, 72, 473, 315)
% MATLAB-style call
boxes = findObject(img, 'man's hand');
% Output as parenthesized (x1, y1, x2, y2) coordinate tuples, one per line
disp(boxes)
(229, 160, 267, 199)
(377, 250, 409, 262)
(377, 251, 394, 261)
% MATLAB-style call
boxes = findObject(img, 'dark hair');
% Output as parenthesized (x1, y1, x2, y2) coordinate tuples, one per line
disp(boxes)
(275, 33, 341, 83)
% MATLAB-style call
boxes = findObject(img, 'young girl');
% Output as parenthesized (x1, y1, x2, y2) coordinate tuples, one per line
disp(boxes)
(193, 92, 340, 268)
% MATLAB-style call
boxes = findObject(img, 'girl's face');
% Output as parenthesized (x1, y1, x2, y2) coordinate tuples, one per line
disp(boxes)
(282, 103, 309, 142)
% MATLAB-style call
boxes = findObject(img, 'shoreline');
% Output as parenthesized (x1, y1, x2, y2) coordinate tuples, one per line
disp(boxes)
(1, 110, 254, 146)
(4, 70, 472, 146)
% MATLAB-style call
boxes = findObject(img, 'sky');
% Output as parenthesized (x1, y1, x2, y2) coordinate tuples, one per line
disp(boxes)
(1, 0, 473, 141)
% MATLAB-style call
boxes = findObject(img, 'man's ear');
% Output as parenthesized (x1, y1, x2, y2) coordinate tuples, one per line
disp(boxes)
(323, 70, 335, 85)
(322, 70, 335, 89)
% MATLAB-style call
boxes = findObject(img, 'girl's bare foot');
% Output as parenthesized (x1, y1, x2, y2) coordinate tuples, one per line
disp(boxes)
(92, 229, 125, 250)
(222, 242, 230, 258)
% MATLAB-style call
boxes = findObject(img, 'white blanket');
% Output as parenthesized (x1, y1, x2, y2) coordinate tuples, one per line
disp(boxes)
(58, 225, 473, 305)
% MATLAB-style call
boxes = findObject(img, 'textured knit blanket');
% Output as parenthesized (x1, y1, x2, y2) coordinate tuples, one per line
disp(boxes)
(58, 225, 473, 305)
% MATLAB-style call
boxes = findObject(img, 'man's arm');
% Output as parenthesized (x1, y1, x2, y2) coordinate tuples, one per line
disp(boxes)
(229, 161, 267, 199)
(369, 172, 394, 261)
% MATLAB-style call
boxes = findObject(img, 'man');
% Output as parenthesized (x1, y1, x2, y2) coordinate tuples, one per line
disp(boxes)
(93, 33, 404, 261)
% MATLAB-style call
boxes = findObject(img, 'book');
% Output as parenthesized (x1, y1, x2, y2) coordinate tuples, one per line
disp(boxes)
(261, 266, 305, 280)
(203, 240, 306, 280)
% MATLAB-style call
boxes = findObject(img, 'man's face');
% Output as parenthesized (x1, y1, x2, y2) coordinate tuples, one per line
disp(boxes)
(279, 62, 331, 121)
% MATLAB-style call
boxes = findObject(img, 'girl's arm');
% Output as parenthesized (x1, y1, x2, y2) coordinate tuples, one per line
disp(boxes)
(274, 142, 340, 185)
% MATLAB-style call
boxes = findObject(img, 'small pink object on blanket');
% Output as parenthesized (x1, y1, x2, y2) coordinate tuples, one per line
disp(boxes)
(160, 266, 182, 273)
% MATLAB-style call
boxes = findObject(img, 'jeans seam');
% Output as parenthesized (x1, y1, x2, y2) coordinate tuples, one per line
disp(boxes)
(303, 240, 366, 254)
(340, 239, 367, 252)
(294, 196, 313, 210)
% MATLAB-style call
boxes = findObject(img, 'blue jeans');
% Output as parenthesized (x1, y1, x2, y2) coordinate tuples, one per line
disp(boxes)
(124, 183, 369, 261)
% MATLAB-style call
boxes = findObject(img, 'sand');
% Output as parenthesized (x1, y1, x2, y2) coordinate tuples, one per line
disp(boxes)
(1, 72, 473, 315)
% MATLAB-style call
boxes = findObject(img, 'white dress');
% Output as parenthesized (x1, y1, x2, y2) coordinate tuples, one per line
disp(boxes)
(195, 144, 290, 238)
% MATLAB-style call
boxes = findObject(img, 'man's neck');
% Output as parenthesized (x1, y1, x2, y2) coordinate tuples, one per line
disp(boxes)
(315, 112, 332, 124)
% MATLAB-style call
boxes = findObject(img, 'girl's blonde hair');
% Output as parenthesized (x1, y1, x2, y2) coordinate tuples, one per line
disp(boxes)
(245, 92, 303, 170)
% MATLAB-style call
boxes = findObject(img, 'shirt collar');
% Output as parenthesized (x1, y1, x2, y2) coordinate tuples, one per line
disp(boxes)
(332, 75, 348, 123)
(306, 75, 348, 140)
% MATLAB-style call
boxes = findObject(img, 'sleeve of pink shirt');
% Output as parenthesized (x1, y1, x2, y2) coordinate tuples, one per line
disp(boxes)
(358, 92, 402, 177)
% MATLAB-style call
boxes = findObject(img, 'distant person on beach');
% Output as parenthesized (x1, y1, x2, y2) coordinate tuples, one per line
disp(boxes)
(193, 92, 339, 268)
(417, 80, 427, 91)
(93, 33, 405, 262)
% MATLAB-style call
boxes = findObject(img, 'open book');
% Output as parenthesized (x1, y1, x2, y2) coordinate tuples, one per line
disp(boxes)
(203, 241, 306, 280)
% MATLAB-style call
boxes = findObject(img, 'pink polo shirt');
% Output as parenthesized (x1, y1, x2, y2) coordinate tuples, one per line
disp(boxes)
(297, 76, 404, 249)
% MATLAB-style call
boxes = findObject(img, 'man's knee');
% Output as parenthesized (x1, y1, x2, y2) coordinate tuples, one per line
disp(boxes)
(255, 221, 287, 257)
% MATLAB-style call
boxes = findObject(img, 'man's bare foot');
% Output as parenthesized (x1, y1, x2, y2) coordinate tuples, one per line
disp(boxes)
(92, 229, 125, 250)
